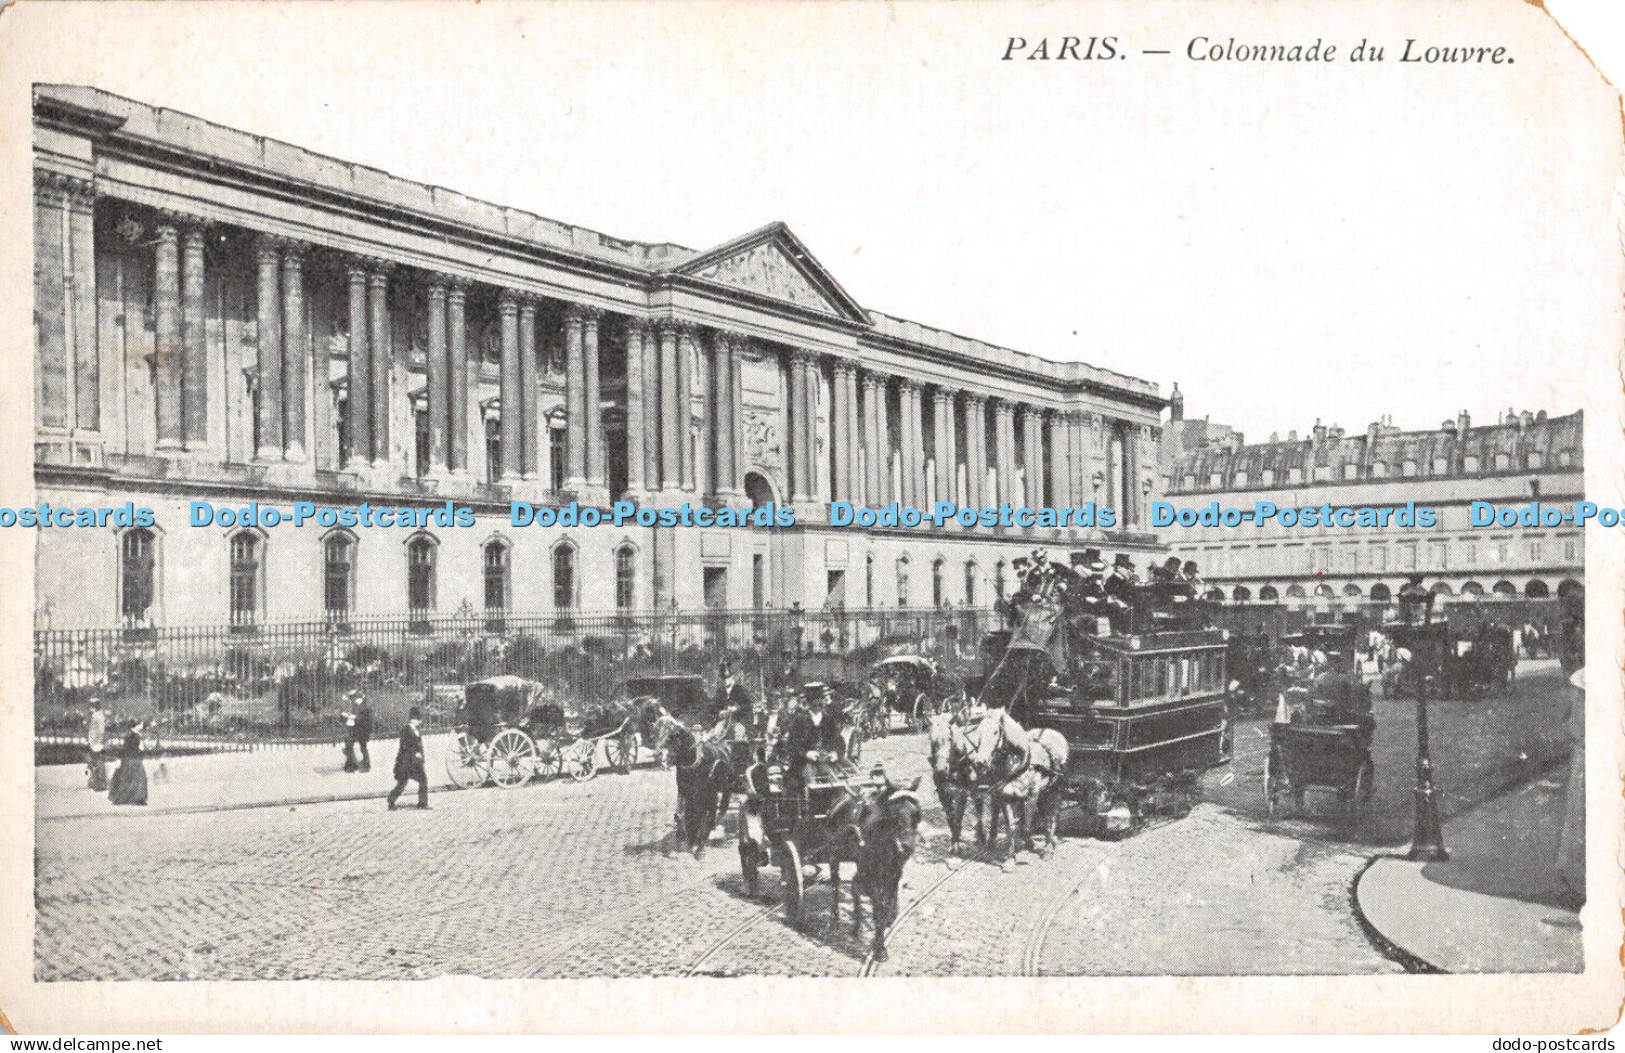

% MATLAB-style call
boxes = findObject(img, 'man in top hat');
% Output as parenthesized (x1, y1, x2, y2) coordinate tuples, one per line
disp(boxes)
(1151, 555, 1183, 584)
(712, 662, 755, 741)
(782, 683, 845, 800)
(1180, 560, 1203, 588)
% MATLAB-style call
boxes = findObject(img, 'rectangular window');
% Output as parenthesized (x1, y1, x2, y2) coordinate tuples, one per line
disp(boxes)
(1311, 545, 1330, 573)
(552, 547, 575, 609)
(1341, 546, 1359, 573)
(549, 428, 566, 492)
(705, 566, 729, 609)
(753, 554, 766, 609)
(1429, 541, 1448, 570)
(1460, 540, 1477, 566)
(324, 539, 353, 615)
(414, 406, 429, 478)
(1371, 545, 1388, 572)
(1528, 539, 1544, 563)
(616, 548, 636, 610)
(483, 544, 509, 611)
(1400, 542, 1417, 571)
(1563, 538, 1577, 562)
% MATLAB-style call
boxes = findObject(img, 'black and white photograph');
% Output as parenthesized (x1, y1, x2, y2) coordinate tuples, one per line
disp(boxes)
(2, 0, 1622, 1035)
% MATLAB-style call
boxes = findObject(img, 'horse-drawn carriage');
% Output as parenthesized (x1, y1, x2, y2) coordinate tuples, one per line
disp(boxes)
(1265, 671, 1375, 822)
(445, 675, 643, 789)
(735, 756, 868, 922)
(868, 654, 948, 731)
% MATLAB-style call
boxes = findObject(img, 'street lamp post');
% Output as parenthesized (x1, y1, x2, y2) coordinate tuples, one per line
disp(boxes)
(1404, 583, 1450, 861)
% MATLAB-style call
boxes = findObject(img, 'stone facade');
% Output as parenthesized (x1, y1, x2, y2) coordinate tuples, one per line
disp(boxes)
(1160, 401, 1584, 603)
(33, 85, 1168, 629)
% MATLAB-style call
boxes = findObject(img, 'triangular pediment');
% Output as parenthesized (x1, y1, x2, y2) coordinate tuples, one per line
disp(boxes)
(673, 222, 869, 324)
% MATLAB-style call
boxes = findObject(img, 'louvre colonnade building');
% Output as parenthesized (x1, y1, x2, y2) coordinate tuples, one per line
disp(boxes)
(33, 86, 1169, 628)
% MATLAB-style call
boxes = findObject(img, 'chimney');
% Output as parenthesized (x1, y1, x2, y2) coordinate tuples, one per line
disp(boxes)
(1287, 429, 1298, 443)
(1536, 409, 1547, 423)
(1520, 410, 1533, 429)
(1328, 424, 1344, 443)
(1458, 409, 1471, 434)
(1269, 431, 1279, 443)
(1312, 418, 1326, 445)
(1168, 382, 1184, 422)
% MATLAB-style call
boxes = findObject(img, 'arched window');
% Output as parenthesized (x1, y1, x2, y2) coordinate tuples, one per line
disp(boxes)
(1204, 587, 1225, 601)
(1430, 582, 1454, 597)
(1313, 583, 1334, 598)
(1285, 583, 1307, 599)
(1460, 581, 1485, 596)
(1492, 580, 1517, 597)
(1258, 585, 1279, 601)
(1524, 579, 1550, 599)
(323, 533, 356, 616)
(1231, 585, 1252, 602)
(407, 535, 437, 613)
(229, 531, 263, 626)
(483, 540, 510, 612)
(896, 556, 911, 608)
(932, 558, 946, 608)
(1342, 583, 1363, 597)
(964, 561, 978, 607)
(615, 545, 636, 610)
(120, 528, 157, 626)
(553, 543, 577, 609)
(1556, 579, 1582, 597)
(1369, 583, 1392, 603)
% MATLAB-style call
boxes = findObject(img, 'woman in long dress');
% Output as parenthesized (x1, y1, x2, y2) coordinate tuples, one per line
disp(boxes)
(108, 722, 149, 806)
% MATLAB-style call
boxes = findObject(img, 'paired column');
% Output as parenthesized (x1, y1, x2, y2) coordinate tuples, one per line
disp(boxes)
(498, 292, 521, 483)
(963, 393, 987, 508)
(424, 279, 450, 476)
(343, 264, 370, 468)
(658, 323, 683, 497)
(583, 307, 605, 494)
(1045, 409, 1069, 507)
(640, 322, 661, 493)
(861, 372, 886, 505)
(366, 264, 392, 468)
(1020, 407, 1042, 508)
(253, 237, 283, 460)
(154, 222, 183, 452)
(710, 332, 743, 501)
(279, 246, 306, 462)
(931, 389, 955, 507)
(1072, 412, 1092, 504)
(180, 226, 209, 452)
(625, 320, 648, 497)
(447, 282, 468, 474)
(898, 379, 923, 508)
(995, 400, 1017, 506)
(831, 360, 857, 503)
(564, 306, 587, 490)
(518, 297, 539, 480)
(788, 349, 812, 502)
(676, 325, 698, 492)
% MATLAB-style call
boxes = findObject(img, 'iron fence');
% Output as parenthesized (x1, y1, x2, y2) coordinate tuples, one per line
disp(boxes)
(35, 606, 999, 749)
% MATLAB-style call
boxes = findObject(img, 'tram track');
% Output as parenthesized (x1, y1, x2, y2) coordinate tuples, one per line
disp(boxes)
(681, 899, 785, 977)
(859, 847, 991, 976)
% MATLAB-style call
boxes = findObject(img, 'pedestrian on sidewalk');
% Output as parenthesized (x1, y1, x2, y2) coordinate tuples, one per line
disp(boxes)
(108, 720, 149, 806)
(388, 707, 429, 810)
(340, 700, 360, 773)
(85, 697, 108, 792)
(354, 694, 374, 773)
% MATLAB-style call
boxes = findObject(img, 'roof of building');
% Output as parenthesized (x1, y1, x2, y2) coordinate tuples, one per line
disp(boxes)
(1165, 409, 1582, 492)
(35, 83, 1160, 404)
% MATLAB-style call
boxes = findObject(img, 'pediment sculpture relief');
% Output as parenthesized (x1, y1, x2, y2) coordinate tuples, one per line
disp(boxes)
(692, 243, 837, 315)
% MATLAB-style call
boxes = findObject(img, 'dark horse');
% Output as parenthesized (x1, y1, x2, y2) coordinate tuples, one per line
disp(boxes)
(848, 780, 924, 962)
(653, 714, 734, 859)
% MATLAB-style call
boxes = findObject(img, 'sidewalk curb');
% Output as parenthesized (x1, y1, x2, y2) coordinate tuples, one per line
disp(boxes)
(37, 782, 469, 822)
(1351, 855, 1446, 973)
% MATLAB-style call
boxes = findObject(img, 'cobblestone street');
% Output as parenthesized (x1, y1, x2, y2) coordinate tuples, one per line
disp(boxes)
(35, 666, 1573, 980)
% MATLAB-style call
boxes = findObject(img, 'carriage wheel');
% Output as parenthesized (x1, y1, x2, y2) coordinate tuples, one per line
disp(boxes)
(489, 729, 537, 788)
(532, 738, 563, 780)
(781, 839, 804, 926)
(1264, 749, 1280, 820)
(1345, 759, 1375, 823)
(445, 734, 489, 789)
(565, 741, 598, 782)
(608, 731, 639, 775)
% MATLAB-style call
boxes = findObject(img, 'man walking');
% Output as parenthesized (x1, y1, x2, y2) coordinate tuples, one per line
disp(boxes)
(354, 693, 373, 773)
(388, 706, 430, 810)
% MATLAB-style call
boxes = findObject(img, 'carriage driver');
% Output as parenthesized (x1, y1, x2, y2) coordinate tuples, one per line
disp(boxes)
(782, 683, 845, 800)
(710, 662, 754, 742)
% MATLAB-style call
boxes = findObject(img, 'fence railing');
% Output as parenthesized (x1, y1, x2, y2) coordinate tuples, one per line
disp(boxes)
(35, 606, 1000, 748)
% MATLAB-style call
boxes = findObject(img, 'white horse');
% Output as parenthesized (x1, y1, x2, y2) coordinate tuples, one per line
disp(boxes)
(968, 707, 1071, 862)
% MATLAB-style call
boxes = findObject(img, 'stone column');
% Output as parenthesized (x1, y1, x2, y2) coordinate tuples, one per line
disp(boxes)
(280, 246, 306, 462)
(963, 394, 986, 508)
(1072, 412, 1091, 507)
(497, 292, 521, 483)
(366, 265, 392, 467)
(831, 360, 856, 503)
(344, 263, 370, 468)
(896, 379, 919, 507)
(624, 320, 647, 497)
(446, 281, 468, 475)
(1045, 409, 1068, 507)
(993, 400, 1016, 506)
(729, 336, 746, 498)
(658, 323, 681, 497)
(425, 279, 449, 475)
(180, 226, 208, 451)
(1021, 406, 1042, 508)
(931, 389, 954, 508)
(564, 306, 588, 491)
(711, 333, 738, 501)
(789, 349, 812, 502)
(642, 324, 662, 493)
(153, 220, 183, 452)
(805, 353, 824, 502)
(518, 296, 538, 480)
(65, 180, 99, 440)
(583, 307, 605, 494)
(845, 362, 860, 503)
(860, 373, 882, 505)
(677, 325, 698, 491)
